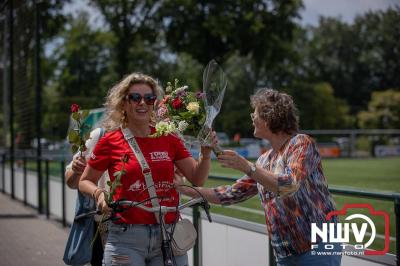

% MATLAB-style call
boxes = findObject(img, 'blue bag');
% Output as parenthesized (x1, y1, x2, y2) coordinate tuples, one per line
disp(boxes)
(63, 191, 96, 265)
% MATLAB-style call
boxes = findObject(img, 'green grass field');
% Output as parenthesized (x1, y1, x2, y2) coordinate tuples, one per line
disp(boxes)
(206, 157, 400, 254)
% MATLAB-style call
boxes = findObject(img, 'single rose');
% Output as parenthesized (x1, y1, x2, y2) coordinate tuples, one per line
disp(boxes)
(71, 103, 80, 113)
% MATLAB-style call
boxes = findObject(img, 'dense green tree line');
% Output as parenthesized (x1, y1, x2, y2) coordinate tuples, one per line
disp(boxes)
(2, 1, 399, 144)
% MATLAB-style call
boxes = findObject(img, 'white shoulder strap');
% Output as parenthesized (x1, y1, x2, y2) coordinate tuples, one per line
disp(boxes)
(121, 127, 160, 223)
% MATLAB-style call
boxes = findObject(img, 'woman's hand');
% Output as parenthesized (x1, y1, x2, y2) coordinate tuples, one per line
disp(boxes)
(217, 150, 252, 174)
(71, 156, 86, 175)
(93, 189, 112, 215)
(66, 156, 87, 189)
(200, 130, 218, 157)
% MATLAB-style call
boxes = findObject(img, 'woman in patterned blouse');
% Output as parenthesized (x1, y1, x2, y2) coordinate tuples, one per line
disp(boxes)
(176, 88, 341, 266)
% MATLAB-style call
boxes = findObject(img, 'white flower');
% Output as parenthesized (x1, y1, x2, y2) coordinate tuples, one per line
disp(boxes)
(152, 121, 178, 137)
(187, 102, 200, 114)
(158, 121, 169, 127)
(178, 121, 189, 132)
(175, 85, 188, 94)
(167, 122, 177, 132)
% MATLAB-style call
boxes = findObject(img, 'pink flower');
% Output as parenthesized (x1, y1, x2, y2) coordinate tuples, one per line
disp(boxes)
(70, 103, 80, 113)
(157, 105, 168, 118)
(195, 91, 205, 99)
(161, 95, 170, 104)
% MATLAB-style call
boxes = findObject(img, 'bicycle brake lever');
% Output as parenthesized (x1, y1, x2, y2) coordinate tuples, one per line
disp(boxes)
(74, 210, 101, 221)
(109, 199, 128, 213)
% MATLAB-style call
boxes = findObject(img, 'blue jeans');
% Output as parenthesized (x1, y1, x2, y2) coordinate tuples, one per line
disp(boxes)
(103, 223, 188, 266)
(276, 242, 342, 266)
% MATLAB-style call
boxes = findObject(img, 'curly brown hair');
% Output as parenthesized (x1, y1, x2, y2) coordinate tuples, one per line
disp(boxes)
(102, 72, 163, 131)
(250, 88, 299, 134)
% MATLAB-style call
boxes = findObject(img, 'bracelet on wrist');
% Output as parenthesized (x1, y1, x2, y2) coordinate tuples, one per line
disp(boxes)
(92, 188, 103, 201)
(246, 163, 257, 177)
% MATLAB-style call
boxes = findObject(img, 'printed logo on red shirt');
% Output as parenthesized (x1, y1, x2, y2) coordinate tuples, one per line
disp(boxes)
(150, 151, 170, 162)
(90, 152, 96, 160)
(126, 180, 173, 193)
(127, 180, 145, 192)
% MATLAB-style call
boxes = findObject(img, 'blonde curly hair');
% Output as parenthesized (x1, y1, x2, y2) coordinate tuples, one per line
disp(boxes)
(250, 88, 299, 134)
(101, 73, 163, 131)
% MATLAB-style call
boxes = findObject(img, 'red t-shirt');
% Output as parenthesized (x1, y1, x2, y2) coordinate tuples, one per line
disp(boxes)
(88, 128, 191, 224)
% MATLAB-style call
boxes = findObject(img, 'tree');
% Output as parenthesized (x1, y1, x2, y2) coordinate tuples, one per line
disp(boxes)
(357, 90, 400, 129)
(160, 0, 303, 79)
(9, 0, 68, 147)
(90, 0, 163, 79)
(285, 82, 354, 129)
(301, 7, 400, 112)
(43, 11, 114, 139)
(214, 53, 257, 137)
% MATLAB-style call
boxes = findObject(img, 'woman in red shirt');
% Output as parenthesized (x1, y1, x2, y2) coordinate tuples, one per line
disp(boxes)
(79, 73, 217, 266)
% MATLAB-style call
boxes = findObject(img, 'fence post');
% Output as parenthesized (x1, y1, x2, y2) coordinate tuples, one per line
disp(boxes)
(193, 205, 201, 266)
(394, 197, 400, 266)
(269, 241, 276, 266)
(61, 161, 66, 227)
(45, 159, 49, 219)
(1, 154, 5, 193)
(34, 0, 43, 215)
(37, 158, 42, 213)
(23, 157, 27, 205)
(8, 0, 15, 200)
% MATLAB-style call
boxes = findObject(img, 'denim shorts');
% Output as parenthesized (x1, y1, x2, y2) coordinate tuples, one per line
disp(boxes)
(103, 223, 188, 266)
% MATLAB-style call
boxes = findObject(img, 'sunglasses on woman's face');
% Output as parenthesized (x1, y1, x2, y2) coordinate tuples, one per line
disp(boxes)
(127, 92, 157, 105)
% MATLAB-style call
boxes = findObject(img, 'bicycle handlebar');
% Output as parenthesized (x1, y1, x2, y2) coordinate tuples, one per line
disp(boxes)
(111, 197, 212, 223)
(74, 210, 101, 221)
(74, 196, 212, 223)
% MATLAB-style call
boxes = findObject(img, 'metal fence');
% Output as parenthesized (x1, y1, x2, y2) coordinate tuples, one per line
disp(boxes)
(302, 129, 400, 158)
(0, 153, 399, 265)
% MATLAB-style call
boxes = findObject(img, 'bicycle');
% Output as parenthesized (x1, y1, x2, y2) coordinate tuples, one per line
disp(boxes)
(75, 188, 212, 266)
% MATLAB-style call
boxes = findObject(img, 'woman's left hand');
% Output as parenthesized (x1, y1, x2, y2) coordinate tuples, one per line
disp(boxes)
(217, 150, 250, 173)
(200, 130, 218, 156)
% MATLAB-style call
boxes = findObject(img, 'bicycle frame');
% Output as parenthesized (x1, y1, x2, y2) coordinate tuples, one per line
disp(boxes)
(109, 197, 211, 266)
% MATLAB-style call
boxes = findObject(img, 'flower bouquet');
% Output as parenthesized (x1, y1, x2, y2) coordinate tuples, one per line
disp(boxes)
(152, 60, 227, 154)
(152, 79, 206, 137)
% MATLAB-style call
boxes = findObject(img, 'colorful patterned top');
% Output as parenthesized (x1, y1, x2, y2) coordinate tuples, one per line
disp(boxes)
(214, 134, 337, 258)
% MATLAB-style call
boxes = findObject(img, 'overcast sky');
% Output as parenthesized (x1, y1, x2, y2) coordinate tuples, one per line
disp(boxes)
(300, 0, 399, 25)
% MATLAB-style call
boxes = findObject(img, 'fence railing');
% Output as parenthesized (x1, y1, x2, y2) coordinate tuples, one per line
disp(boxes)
(210, 175, 400, 266)
(1, 154, 399, 266)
